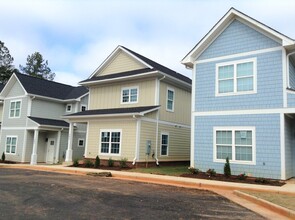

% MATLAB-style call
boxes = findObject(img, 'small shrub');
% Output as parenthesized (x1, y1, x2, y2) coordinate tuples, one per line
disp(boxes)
(188, 167, 200, 174)
(94, 156, 100, 168)
(108, 158, 114, 167)
(238, 173, 247, 180)
(84, 159, 94, 168)
(206, 168, 216, 177)
(119, 158, 128, 168)
(1, 152, 5, 162)
(255, 177, 270, 184)
(73, 158, 79, 167)
(224, 157, 231, 178)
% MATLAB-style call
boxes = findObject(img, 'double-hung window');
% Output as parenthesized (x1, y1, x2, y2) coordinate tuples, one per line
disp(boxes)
(216, 58, 256, 96)
(166, 88, 174, 112)
(6, 136, 17, 154)
(121, 87, 138, 104)
(214, 127, 255, 164)
(9, 100, 21, 118)
(100, 130, 122, 155)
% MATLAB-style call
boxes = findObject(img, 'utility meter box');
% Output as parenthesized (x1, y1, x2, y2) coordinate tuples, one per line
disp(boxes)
(146, 140, 151, 155)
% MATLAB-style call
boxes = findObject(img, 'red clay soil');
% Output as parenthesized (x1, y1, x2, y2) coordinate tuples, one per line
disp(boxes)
(71, 164, 132, 171)
(180, 172, 285, 186)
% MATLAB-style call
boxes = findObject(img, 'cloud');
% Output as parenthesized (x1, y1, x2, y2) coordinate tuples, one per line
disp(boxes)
(1, 0, 295, 86)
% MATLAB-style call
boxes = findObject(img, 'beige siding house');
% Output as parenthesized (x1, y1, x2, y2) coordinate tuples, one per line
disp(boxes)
(64, 46, 191, 166)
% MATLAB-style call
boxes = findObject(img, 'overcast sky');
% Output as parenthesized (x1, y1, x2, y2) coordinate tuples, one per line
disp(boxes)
(1, 0, 295, 86)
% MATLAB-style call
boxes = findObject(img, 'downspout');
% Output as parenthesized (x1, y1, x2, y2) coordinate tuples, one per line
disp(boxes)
(287, 51, 295, 88)
(154, 75, 166, 166)
(132, 114, 140, 165)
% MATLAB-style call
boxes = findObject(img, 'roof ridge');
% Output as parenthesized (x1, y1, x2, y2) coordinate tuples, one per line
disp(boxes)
(15, 72, 79, 89)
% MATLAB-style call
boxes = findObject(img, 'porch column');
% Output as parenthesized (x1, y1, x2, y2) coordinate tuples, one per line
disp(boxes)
(54, 130, 62, 163)
(30, 129, 39, 165)
(65, 122, 74, 162)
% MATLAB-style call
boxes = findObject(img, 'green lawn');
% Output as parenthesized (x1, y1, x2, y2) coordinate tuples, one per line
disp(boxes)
(128, 165, 189, 176)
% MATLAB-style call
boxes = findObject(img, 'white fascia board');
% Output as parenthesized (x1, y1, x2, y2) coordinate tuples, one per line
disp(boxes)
(0, 74, 28, 98)
(182, 8, 295, 67)
(140, 107, 160, 116)
(158, 71, 192, 89)
(88, 46, 152, 79)
(27, 94, 80, 103)
(80, 71, 159, 86)
(63, 112, 141, 120)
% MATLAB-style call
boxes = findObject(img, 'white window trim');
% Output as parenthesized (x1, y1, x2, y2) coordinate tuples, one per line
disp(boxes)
(5, 136, 17, 155)
(166, 87, 175, 112)
(81, 104, 87, 112)
(9, 100, 21, 118)
(121, 86, 139, 104)
(160, 132, 169, 156)
(66, 104, 72, 112)
(99, 129, 122, 156)
(215, 58, 257, 97)
(78, 138, 85, 147)
(213, 126, 256, 165)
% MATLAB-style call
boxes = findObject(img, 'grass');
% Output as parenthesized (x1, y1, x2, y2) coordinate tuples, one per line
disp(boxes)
(241, 190, 295, 211)
(128, 165, 189, 176)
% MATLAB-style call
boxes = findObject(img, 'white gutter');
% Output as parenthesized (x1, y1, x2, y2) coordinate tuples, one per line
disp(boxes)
(132, 115, 141, 165)
(154, 76, 166, 166)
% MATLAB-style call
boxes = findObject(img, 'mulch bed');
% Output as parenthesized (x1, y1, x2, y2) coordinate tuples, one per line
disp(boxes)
(180, 172, 285, 186)
(71, 164, 132, 171)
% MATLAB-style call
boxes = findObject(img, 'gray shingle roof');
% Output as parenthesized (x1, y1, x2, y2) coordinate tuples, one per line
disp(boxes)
(16, 73, 88, 100)
(28, 116, 69, 127)
(65, 105, 160, 117)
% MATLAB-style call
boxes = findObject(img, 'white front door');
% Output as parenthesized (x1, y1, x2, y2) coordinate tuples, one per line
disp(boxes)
(46, 138, 55, 164)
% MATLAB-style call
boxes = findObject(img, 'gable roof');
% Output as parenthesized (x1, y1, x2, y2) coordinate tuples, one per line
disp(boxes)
(28, 116, 69, 128)
(82, 45, 191, 85)
(182, 7, 295, 68)
(1, 73, 88, 101)
(64, 105, 160, 118)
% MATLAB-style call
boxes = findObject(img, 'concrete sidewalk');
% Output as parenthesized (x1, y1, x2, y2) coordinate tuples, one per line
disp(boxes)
(1, 163, 295, 219)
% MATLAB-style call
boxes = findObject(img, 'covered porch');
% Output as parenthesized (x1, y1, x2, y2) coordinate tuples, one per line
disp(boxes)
(28, 116, 69, 165)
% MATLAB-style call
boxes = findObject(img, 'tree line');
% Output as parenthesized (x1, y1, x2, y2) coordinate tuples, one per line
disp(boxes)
(0, 40, 55, 84)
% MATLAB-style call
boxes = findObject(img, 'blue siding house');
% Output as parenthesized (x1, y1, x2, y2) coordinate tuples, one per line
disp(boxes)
(182, 8, 295, 180)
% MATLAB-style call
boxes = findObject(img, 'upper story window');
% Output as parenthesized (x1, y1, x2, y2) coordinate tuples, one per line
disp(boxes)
(81, 105, 87, 112)
(9, 100, 21, 118)
(216, 58, 256, 96)
(66, 104, 72, 112)
(121, 87, 138, 104)
(166, 88, 174, 112)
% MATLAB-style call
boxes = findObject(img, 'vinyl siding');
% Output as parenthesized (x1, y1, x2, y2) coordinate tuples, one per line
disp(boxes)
(31, 99, 65, 120)
(86, 119, 136, 161)
(197, 19, 280, 61)
(2, 96, 29, 127)
(195, 50, 283, 111)
(159, 81, 191, 125)
(285, 116, 294, 179)
(289, 58, 295, 89)
(0, 129, 25, 162)
(89, 78, 156, 109)
(194, 114, 281, 179)
(6, 80, 26, 97)
(139, 120, 157, 162)
(0, 104, 3, 122)
(99, 50, 146, 76)
(139, 120, 190, 162)
(157, 124, 190, 161)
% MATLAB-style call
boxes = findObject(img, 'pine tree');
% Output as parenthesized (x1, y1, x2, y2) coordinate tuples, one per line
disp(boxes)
(224, 157, 231, 177)
(0, 41, 17, 83)
(20, 52, 55, 80)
